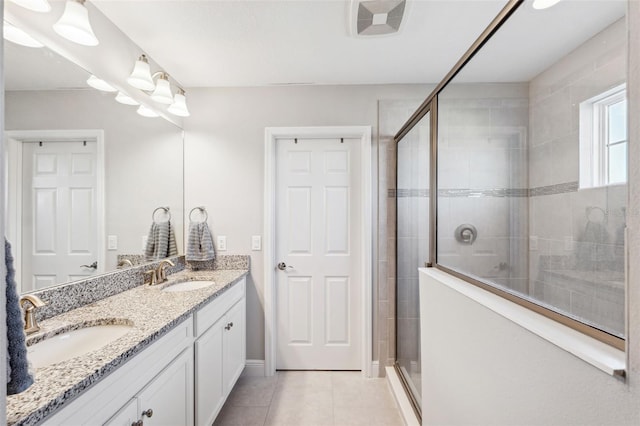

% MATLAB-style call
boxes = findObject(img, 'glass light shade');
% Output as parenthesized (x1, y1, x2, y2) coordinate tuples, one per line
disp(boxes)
(137, 105, 159, 118)
(532, 0, 561, 9)
(115, 92, 139, 106)
(53, 0, 99, 46)
(150, 75, 173, 104)
(127, 55, 155, 91)
(86, 75, 117, 92)
(9, 0, 51, 12)
(168, 91, 190, 117)
(4, 22, 44, 48)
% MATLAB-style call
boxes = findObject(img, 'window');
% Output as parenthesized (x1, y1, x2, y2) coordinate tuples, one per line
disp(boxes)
(579, 84, 628, 188)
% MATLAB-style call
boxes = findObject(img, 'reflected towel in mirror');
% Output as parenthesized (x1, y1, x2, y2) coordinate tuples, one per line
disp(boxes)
(144, 221, 178, 261)
(6, 239, 34, 395)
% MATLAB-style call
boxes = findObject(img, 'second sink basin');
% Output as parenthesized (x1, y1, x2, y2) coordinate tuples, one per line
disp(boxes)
(162, 280, 216, 292)
(27, 323, 133, 369)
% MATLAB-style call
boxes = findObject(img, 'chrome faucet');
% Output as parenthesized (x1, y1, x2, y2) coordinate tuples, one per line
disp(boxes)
(19, 294, 46, 335)
(156, 259, 175, 284)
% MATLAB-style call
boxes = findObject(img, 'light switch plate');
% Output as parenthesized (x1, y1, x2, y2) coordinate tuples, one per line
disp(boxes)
(252, 235, 262, 251)
(107, 235, 118, 250)
(218, 236, 227, 251)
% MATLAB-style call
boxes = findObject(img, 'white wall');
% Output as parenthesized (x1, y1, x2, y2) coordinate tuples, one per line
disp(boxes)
(420, 269, 638, 425)
(183, 84, 431, 360)
(5, 90, 184, 271)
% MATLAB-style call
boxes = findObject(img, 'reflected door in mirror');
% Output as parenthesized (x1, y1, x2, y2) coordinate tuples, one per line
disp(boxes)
(22, 140, 99, 291)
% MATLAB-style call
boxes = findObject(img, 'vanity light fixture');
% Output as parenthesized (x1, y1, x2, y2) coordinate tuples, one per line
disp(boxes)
(532, 0, 562, 10)
(8, 0, 51, 13)
(127, 54, 156, 91)
(115, 91, 139, 106)
(3, 21, 44, 48)
(137, 104, 160, 118)
(167, 88, 191, 117)
(86, 75, 117, 92)
(53, 0, 99, 46)
(150, 73, 174, 104)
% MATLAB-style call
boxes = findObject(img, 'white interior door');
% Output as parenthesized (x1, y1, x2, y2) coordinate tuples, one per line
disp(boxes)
(275, 137, 361, 370)
(22, 140, 99, 290)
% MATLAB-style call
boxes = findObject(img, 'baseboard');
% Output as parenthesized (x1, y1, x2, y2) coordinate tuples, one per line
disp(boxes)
(241, 359, 265, 377)
(385, 366, 420, 426)
(371, 360, 380, 377)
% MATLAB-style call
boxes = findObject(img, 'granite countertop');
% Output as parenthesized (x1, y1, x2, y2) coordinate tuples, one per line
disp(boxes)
(7, 268, 248, 426)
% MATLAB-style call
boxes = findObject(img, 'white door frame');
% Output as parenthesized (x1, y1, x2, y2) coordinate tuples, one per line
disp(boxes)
(5, 129, 106, 287)
(264, 126, 372, 377)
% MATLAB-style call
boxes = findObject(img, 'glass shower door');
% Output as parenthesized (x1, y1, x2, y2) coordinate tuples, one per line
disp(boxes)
(395, 110, 430, 414)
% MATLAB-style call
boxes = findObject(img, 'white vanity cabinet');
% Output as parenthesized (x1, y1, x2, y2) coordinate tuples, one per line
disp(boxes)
(194, 279, 246, 426)
(42, 277, 246, 426)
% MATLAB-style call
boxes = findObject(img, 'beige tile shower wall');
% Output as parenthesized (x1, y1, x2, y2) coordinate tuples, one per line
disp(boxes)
(528, 19, 627, 335)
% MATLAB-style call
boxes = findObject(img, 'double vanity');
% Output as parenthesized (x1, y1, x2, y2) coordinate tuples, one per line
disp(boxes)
(7, 257, 249, 426)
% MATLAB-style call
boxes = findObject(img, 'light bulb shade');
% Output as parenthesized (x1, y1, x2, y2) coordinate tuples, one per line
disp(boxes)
(532, 0, 561, 9)
(127, 56, 155, 91)
(86, 75, 117, 92)
(115, 92, 139, 106)
(137, 105, 159, 118)
(53, 0, 99, 46)
(4, 22, 44, 48)
(168, 91, 190, 117)
(9, 0, 51, 13)
(150, 76, 173, 104)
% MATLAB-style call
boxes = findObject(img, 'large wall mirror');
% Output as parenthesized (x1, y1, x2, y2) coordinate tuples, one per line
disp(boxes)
(4, 34, 184, 294)
(434, 0, 626, 342)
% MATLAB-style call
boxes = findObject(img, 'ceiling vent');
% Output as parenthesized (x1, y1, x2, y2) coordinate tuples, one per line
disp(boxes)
(351, 0, 407, 37)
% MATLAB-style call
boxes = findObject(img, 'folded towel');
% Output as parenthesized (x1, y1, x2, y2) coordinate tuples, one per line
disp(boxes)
(144, 221, 178, 261)
(6, 239, 34, 395)
(186, 222, 215, 261)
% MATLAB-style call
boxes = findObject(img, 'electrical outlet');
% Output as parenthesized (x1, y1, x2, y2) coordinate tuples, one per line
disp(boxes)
(529, 236, 538, 251)
(252, 235, 262, 251)
(107, 235, 118, 250)
(218, 236, 227, 251)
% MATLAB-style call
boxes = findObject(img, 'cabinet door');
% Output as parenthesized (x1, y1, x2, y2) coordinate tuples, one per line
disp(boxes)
(223, 298, 246, 394)
(195, 318, 225, 426)
(137, 347, 194, 426)
(104, 398, 138, 426)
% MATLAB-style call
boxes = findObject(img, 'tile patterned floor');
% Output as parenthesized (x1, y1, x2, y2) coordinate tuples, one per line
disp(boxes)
(214, 371, 404, 426)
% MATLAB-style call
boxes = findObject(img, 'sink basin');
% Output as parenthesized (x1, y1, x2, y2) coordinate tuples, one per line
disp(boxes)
(162, 280, 216, 292)
(27, 323, 133, 369)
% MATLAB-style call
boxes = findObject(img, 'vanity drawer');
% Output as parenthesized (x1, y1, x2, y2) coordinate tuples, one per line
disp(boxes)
(195, 278, 245, 337)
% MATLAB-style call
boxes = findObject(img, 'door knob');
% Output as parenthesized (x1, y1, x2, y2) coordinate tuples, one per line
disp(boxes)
(277, 262, 294, 271)
(80, 261, 98, 269)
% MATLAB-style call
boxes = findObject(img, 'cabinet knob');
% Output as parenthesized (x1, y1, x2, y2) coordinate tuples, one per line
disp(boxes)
(131, 421, 143, 426)
(142, 408, 153, 418)
(225, 322, 234, 330)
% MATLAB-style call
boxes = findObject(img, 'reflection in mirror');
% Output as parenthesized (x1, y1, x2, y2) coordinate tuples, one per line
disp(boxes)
(435, 0, 626, 337)
(4, 32, 184, 293)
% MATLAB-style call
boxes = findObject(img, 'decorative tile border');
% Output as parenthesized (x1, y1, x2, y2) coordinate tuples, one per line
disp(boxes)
(529, 181, 579, 197)
(388, 182, 580, 199)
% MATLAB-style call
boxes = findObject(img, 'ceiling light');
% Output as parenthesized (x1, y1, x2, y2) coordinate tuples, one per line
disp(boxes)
(86, 75, 117, 92)
(127, 55, 155, 91)
(532, 0, 562, 10)
(150, 73, 173, 104)
(137, 105, 159, 118)
(8, 0, 51, 13)
(3, 22, 44, 48)
(115, 92, 139, 106)
(168, 89, 190, 117)
(53, 0, 99, 46)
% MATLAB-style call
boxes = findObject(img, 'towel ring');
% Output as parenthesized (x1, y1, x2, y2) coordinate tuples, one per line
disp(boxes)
(152, 206, 171, 222)
(189, 206, 208, 223)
